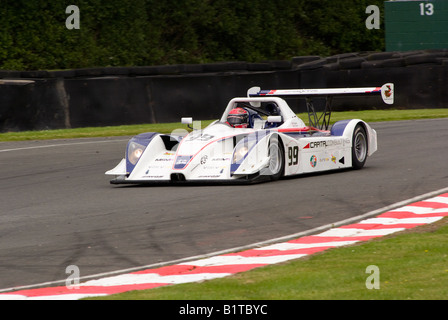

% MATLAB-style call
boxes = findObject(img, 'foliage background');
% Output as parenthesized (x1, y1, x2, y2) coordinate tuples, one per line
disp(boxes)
(0, 0, 385, 70)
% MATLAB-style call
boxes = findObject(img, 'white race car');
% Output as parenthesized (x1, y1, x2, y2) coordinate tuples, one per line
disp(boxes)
(106, 83, 393, 184)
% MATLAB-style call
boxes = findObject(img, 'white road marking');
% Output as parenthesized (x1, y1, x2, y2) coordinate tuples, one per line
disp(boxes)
(0, 139, 128, 153)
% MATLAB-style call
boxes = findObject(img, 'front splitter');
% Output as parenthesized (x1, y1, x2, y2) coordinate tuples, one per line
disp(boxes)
(110, 175, 271, 186)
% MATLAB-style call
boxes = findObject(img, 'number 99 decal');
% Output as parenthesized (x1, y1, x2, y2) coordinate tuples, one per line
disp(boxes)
(288, 146, 299, 166)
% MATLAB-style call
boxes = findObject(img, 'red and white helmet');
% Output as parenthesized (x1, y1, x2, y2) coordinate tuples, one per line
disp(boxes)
(227, 107, 249, 128)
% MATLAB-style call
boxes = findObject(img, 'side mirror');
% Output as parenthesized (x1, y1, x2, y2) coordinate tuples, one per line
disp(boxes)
(181, 117, 193, 124)
(267, 116, 282, 123)
(181, 117, 194, 130)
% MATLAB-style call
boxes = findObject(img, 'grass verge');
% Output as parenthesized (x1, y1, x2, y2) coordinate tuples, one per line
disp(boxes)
(91, 218, 448, 300)
(1, 108, 448, 142)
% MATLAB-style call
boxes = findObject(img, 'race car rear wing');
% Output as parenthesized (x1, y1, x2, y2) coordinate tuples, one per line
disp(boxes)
(248, 83, 394, 130)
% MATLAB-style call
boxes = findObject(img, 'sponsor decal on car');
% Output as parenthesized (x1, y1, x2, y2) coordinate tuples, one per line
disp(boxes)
(174, 155, 193, 169)
(303, 139, 345, 149)
(310, 155, 317, 168)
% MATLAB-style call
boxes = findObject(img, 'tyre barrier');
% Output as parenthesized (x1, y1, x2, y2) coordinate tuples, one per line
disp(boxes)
(0, 49, 447, 132)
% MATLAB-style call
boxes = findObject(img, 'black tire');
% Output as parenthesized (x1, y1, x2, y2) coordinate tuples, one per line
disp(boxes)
(265, 135, 285, 180)
(352, 124, 368, 169)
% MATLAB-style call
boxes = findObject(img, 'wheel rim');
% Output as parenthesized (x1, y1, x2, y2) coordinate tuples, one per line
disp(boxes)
(268, 143, 281, 174)
(354, 131, 367, 162)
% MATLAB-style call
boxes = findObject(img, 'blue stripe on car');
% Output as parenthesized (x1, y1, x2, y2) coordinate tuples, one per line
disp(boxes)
(330, 120, 351, 136)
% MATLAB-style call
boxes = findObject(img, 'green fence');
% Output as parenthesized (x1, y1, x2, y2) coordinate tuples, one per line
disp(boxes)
(385, 0, 448, 51)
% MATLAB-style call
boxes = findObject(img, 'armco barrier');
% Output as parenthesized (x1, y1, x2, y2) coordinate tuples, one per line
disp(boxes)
(0, 49, 447, 132)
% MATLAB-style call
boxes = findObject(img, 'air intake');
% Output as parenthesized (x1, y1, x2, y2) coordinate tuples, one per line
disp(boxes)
(170, 173, 186, 182)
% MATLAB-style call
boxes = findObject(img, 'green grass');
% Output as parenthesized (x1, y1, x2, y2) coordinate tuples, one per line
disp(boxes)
(329, 108, 448, 123)
(0, 122, 198, 142)
(90, 218, 448, 300)
(1, 108, 448, 142)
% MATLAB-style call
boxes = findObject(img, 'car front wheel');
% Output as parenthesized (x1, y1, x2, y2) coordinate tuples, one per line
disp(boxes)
(266, 135, 285, 180)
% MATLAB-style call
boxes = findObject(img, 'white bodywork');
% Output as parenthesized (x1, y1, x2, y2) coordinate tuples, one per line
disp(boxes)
(106, 92, 380, 184)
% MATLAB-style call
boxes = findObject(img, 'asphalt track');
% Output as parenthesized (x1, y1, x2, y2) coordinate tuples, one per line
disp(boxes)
(0, 118, 447, 290)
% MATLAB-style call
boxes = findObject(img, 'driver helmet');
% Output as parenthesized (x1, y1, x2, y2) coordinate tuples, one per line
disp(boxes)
(227, 107, 249, 128)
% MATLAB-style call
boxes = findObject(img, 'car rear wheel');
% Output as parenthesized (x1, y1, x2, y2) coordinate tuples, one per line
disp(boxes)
(352, 124, 368, 169)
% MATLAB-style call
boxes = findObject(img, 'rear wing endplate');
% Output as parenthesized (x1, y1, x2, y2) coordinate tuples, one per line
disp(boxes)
(248, 83, 394, 130)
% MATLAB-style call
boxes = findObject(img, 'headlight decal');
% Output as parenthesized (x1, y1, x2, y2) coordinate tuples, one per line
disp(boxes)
(125, 132, 158, 174)
(127, 141, 146, 165)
